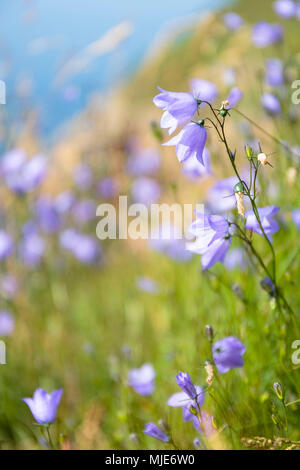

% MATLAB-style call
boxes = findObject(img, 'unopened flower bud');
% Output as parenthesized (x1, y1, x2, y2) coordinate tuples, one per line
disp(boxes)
(193, 437, 202, 450)
(245, 145, 253, 159)
(233, 184, 245, 219)
(273, 382, 283, 400)
(205, 324, 214, 340)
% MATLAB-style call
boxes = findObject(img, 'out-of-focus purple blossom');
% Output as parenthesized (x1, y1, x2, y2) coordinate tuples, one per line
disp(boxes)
(143, 422, 170, 442)
(60, 229, 100, 264)
(128, 363, 155, 396)
(223, 12, 244, 31)
(227, 87, 243, 107)
(0, 275, 19, 299)
(0, 311, 15, 336)
(261, 93, 281, 115)
(153, 87, 198, 135)
(126, 149, 161, 176)
(35, 196, 62, 233)
(187, 211, 231, 270)
(164, 122, 207, 165)
(0, 231, 13, 260)
(131, 177, 161, 206)
(97, 177, 119, 199)
(148, 223, 193, 263)
(1, 151, 48, 195)
(224, 248, 247, 270)
(245, 206, 280, 240)
(189, 78, 218, 103)
(292, 209, 300, 230)
(260, 277, 276, 297)
(274, 0, 296, 18)
(0, 149, 26, 175)
(207, 176, 238, 212)
(55, 191, 75, 214)
(265, 59, 284, 86)
(136, 277, 160, 294)
(73, 163, 93, 190)
(182, 148, 213, 180)
(72, 199, 96, 224)
(192, 411, 216, 438)
(20, 232, 45, 267)
(22, 388, 63, 425)
(252, 22, 283, 48)
(213, 336, 245, 373)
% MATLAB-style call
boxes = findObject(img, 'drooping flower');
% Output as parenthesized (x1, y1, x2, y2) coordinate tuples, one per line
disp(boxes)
(224, 248, 247, 271)
(189, 79, 218, 103)
(212, 336, 245, 373)
(153, 87, 198, 135)
(143, 422, 170, 442)
(128, 363, 155, 396)
(186, 211, 231, 270)
(22, 388, 63, 425)
(265, 59, 284, 87)
(261, 93, 281, 115)
(0, 311, 15, 336)
(226, 87, 243, 107)
(168, 376, 204, 422)
(163, 122, 207, 165)
(223, 12, 244, 31)
(126, 148, 161, 176)
(0, 231, 13, 260)
(131, 177, 161, 206)
(182, 148, 213, 179)
(252, 22, 283, 47)
(273, 0, 296, 18)
(245, 206, 280, 240)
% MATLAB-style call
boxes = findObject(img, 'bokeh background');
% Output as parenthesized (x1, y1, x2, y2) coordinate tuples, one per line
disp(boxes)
(0, 0, 300, 450)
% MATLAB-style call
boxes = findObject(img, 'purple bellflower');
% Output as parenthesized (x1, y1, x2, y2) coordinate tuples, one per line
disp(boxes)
(274, 0, 296, 18)
(143, 422, 170, 442)
(168, 372, 204, 422)
(153, 87, 198, 135)
(0, 311, 15, 336)
(128, 363, 155, 396)
(226, 87, 244, 107)
(22, 388, 63, 425)
(292, 209, 300, 230)
(97, 177, 119, 199)
(213, 336, 246, 373)
(187, 211, 231, 270)
(223, 12, 244, 31)
(261, 93, 281, 115)
(252, 22, 283, 47)
(0, 231, 13, 260)
(131, 177, 161, 206)
(182, 148, 213, 179)
(163, 122, 207, 165)
(265, 59, 284, 86)
(126, 148, 161, 176)
(245, 205, 280, 240)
